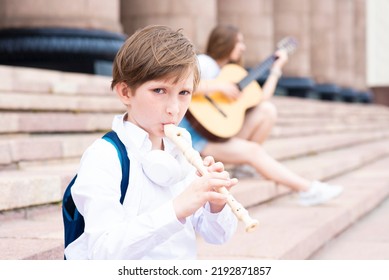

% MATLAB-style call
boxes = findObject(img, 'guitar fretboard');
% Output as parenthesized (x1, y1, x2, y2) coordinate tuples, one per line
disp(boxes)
(237, 54, 277, 90)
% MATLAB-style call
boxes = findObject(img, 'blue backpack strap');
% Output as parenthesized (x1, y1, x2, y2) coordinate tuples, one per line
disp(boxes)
(63, 130, 130, 258)
(102, 130, 130, 203)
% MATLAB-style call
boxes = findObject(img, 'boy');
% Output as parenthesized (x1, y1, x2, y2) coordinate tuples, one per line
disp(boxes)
(64, 25, 238, 259)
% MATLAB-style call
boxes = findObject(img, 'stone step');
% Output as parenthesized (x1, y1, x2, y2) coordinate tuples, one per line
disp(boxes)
(0, 133, 101, 166)
(310, 195, 389, 260)
(1, 110, 385, 135)
(0, 112, 113, 133)
(273, 96, 389, 117)
(1, 150, 388, 260)
(0, 92, 124, 112)
(1, 135, 388, 213)
(231, 138, 389, 208)
(0, 65, 112, 96)
(0, 65, 388, 259)
(1, 127, 387, 168)
(0, 163, 78, 211)
(264, 129, 389, 161)
(310, 195, 389, 259)
(0, 204, 64, 260)
(282, 138, 389, 181)
(2, 65, 388, 119)
(270, 120, 389, 138)
(197, 155, 389, 259)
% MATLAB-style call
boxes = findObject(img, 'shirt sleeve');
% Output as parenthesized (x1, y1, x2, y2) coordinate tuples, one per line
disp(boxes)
(197, 54, 221, 79)
(191, 202, 238, 244)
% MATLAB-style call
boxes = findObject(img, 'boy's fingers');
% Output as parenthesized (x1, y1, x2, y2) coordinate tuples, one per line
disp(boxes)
(205, 191, 228, 202)
(203, 156, 214, 167)
(228, 178, 238, 187)
(208, 170, 230, 181)
(207, 177, 235, 191)
(207, 161, 224, 172)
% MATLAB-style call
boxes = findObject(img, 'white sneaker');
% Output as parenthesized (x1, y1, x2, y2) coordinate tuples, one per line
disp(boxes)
(231, 165, 260, 179)
(298, 181, 343, 206)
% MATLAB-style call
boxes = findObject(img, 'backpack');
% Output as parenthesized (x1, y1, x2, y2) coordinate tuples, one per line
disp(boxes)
(62, 131, 130, 250)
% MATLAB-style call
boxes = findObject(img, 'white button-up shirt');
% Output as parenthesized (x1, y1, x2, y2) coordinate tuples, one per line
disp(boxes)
(64, 114, 237, 259)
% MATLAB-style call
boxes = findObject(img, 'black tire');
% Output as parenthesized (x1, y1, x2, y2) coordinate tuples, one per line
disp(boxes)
(0, 27, 126, 74)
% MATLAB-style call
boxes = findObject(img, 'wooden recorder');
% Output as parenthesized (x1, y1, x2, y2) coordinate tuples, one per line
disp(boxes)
(164, 124, 259, 233)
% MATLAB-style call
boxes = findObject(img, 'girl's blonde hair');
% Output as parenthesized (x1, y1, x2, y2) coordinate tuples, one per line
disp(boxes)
(111, 25, 200, 93)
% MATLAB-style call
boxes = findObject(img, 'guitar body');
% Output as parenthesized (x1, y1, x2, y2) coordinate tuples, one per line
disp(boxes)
(186, 64, 263, 142)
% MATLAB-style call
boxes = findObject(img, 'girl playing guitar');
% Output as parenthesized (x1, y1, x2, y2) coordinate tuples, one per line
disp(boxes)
(180, 24, 343, 206)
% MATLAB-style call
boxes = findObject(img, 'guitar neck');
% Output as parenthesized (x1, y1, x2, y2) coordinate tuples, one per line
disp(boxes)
(237, 54, 277, 90)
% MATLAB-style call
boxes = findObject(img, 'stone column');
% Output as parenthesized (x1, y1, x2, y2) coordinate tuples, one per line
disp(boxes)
(120, 0, 217, 53)
(310, 0, 339, 100)
(335, 0, 355, 87)
(274, 0, 311, 77)
(273, 0, 314, 97)
(0, 0, 124, 75)
(217, 0, 274, 68)
(354, 0, 371, 102)
(335, 0, 357, 102)
(310, 0, 336, 83)
(0, 0, 122, 32)
(354, 0, 366, 91)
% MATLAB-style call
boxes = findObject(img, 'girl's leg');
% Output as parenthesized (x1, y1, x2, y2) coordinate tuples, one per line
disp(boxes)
(237, 101, 278, 144)
(202, 138, 310, 192)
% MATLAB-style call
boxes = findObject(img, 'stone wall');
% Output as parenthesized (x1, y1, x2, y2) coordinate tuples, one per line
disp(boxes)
(366, 0, 389, 105)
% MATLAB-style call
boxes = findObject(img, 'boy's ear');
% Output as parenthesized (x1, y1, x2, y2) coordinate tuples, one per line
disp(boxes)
(115, 82, 132, 105)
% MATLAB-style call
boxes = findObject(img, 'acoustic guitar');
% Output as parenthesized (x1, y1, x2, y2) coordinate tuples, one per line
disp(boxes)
(186, 37, 297, 142)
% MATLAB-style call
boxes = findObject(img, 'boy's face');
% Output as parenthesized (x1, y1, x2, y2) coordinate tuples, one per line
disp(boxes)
(126, 71, 194, 146)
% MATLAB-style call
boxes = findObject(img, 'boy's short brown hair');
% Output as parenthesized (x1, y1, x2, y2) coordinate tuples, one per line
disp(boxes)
(111, 25, 200, 92)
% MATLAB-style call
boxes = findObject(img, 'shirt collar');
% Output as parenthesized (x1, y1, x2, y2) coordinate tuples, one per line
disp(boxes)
(111, 113, 184, 157)
(112, 113, 152, 152)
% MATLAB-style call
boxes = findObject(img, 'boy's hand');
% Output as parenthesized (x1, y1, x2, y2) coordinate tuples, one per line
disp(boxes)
(202, 156, 238, 212)
(173, 156, 238, 220)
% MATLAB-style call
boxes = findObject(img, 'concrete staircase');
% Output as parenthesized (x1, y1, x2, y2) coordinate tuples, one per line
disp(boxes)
(0, 65, 121, 259)
(1, 65, 389, 259)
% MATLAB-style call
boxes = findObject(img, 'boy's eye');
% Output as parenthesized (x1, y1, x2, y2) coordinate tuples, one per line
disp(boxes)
(153, 88, 165, 94)
(180, 90, 191, 96)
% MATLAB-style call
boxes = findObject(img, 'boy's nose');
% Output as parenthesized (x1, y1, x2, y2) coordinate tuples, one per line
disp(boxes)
(166, 99, 180, 115)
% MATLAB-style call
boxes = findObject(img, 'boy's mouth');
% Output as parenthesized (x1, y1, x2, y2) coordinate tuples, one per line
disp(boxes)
(162, 121, 176, 126)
